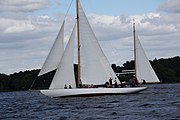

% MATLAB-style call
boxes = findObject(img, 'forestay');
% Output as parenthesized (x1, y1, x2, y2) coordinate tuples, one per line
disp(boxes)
(78, 1, 119, 85)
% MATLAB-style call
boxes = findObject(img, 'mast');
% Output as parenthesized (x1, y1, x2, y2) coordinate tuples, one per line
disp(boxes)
(76, 0, 81, 87)
(133, 19, 137, 79)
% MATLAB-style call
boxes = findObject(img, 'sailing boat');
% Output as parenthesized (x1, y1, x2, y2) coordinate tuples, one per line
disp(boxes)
(38, 0, 147, 98)
(133, 22, 160, 83)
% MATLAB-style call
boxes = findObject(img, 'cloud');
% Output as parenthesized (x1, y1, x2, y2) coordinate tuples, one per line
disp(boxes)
(5, 21, 35, 33)
(88, 12, 178, 41)
(86, 10, 180, 64)
(158, 0, 180, 13)
(0, 0, 180, 74)
(0, 0, 49, 13)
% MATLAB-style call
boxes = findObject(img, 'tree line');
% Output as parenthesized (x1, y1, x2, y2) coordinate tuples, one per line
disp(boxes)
(0, 56, 179, 91)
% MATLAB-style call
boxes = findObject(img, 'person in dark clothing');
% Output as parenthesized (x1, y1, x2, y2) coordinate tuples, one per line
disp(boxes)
(69, 85, 72, 89)
(142, 79, 146, 84)
(114, 81, 118, 88)
(64, 84, 67, 89)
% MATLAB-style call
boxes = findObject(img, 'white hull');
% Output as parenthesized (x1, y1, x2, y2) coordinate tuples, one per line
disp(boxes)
(40, 87, 147, 98)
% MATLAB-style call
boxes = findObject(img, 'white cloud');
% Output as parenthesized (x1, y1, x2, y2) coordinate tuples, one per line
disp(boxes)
(5, 21, 35, 33)
(87, 11, 180, 64)
(158, 0, 180, 13)
(0, 0, 49, 13)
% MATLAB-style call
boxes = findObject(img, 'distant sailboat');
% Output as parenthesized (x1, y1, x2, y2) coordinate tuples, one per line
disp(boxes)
(133, 22, 160, 83)
(34, 0, 147, 98)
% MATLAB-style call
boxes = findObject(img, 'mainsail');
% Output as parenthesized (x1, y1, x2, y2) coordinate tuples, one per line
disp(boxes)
(49, 23, 76, 89)
(38, 21, 65, 76)
(78, 1, 119, 85)
(135, 36, 160, 83)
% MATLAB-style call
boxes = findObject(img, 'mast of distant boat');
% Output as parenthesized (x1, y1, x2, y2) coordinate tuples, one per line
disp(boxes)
(133, 19, 137, 79)
(76, 0, 81, 87)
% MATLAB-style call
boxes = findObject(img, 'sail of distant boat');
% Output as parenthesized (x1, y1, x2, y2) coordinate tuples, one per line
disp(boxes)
(133, 22, 160, 83)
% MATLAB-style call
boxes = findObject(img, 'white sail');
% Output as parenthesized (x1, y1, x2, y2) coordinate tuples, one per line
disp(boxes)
(135, 36, 160, 83)
(38, 21, 65, 76)
(49, 23, 76, 89)
(78, 1, 119, 85)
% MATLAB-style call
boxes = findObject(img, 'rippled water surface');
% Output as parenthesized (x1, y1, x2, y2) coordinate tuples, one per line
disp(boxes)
(0, 83, 180, 120)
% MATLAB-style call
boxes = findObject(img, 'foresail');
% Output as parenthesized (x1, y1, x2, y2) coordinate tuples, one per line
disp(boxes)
(38, 21, 65, 76)
(49, 23, 76, 89)
(135, 36, 160, 83)
(78, 1, 119, 85)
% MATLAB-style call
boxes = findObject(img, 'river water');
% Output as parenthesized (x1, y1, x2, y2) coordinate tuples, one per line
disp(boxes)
(0, 83, 180, 120)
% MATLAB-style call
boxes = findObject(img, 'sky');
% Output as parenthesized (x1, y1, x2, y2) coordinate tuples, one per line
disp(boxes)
(0, 0, 180, 74)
